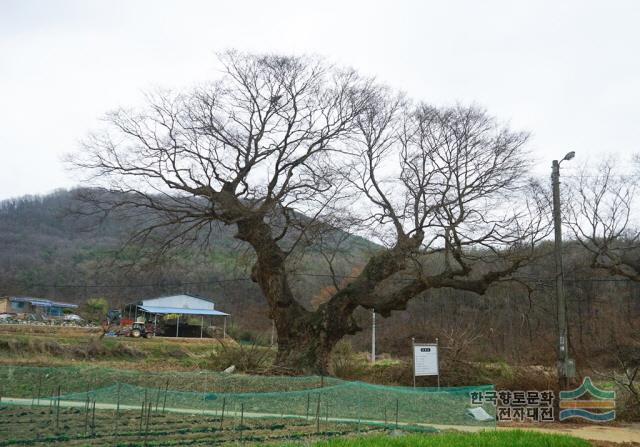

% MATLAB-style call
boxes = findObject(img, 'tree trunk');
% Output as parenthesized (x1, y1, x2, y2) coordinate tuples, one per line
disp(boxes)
(235, 217, 337, 373)
(273, 300, 360, 373)
(273, 319, 337, 374)
(235, 219, 425, 373)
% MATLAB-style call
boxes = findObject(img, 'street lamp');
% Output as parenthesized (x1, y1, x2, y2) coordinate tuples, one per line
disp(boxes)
(551, 151, 576, 390)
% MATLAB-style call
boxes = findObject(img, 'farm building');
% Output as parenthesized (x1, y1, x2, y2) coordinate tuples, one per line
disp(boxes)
(123, 293, 229, 338)
(0, 296, 78, 317)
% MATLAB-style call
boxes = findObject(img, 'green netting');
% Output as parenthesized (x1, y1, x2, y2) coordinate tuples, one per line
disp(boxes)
(0, 365, 496, 433)
(0, 364, 340, 394)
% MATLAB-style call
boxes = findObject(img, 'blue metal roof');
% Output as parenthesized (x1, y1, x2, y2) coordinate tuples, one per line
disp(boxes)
(142, 293, 215, 304)
(9, 297, 78, 308)
(139, 305, 229, 316)
(140, 295, 215, 311)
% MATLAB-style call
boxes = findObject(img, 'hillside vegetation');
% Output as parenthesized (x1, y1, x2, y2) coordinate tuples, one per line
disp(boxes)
(0, 189, 376, 331)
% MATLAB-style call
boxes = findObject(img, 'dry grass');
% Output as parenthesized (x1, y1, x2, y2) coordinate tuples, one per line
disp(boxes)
(0, 332, 245, 373)
(0, 324, 101, 337)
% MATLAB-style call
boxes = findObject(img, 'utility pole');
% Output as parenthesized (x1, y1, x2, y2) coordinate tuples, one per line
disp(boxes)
(371, 309, 376, 364)
(551, 151, 576, 390)
(271, 320, 276, 347)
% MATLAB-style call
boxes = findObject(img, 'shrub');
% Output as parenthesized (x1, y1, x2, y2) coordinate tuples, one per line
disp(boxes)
(80, 297, 109, 323)
(207, 339, 274, 372)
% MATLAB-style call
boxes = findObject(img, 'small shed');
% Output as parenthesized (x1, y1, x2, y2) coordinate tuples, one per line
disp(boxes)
(124, 294, 229, 338)
(0, 296, 78, 317)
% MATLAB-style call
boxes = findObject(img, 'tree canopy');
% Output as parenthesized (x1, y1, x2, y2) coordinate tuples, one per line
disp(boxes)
(72, 51, 552, 372)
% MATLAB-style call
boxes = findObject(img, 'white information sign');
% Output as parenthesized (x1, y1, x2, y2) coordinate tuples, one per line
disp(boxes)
(413, 343, 439, 376)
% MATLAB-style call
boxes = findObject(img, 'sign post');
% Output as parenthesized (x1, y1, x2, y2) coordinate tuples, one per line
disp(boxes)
(412, 337, 439, 388)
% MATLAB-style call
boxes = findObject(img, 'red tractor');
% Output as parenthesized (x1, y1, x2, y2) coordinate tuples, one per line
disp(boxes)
(102, 310, 155, 339)
(129, 321, 155, 338)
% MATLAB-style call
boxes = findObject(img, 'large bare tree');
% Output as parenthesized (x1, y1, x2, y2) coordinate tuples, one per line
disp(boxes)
(72, 51, 550, 372)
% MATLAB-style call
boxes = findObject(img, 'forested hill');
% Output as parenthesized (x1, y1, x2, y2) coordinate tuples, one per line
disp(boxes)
(2, 190, 638, 365)
(0, 189, 376, 325)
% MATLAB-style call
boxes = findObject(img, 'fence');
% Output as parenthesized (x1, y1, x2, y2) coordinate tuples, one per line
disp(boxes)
(0, 365, 495, 445)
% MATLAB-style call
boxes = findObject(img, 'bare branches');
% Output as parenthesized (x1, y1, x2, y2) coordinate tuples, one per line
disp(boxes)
(565, 159, 640, 279)
(310, 102, 552, 341)
(70, 50, 550, 371)
(399, 105, 535, 256)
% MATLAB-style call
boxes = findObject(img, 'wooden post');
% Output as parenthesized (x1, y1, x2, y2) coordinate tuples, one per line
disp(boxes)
(240, 402, 245, 443)
(200, 315, 204, 338)
(114, 383, 121, 436)
(176, 315, 180, 337)
(202, 373, 208, 415)
(162, 379, 169, 413)
(91, 399, 96, 437)
(412, 337, 416, 389)
(55, 385, 61, 431)
(436, 337, 440, 389)
(325, 398, 329, 423)
(371, 308, 376, 364)
(144, 401, 152, 446)
(219, 397, 226, 430)
(139, 390, 146, 432)
(223, 316, 226, 339)
(116, 382, 121, 415)
(315, 393, 321, 433)
(395, 398, 399, 429)
(306, 393, 310, 422)
(84, 395, 90, 436)
(36, 374, 43, 406)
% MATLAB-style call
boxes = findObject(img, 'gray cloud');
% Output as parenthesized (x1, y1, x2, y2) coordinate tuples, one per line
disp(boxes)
(1, 0, 639, 198)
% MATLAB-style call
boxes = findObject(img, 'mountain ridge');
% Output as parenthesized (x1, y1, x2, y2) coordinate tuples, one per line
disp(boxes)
(0, 189, 376, 326)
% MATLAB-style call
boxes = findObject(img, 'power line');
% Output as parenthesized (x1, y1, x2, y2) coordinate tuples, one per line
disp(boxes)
(17, 271, 640, 290)
(24, 277, 252, 289)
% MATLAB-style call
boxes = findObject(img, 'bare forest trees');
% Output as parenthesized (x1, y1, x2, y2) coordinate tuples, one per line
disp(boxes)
(72, 51, 551, 372)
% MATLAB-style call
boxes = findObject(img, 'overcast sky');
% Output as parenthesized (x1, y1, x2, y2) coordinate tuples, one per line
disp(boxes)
(1, 0, 639, 200)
